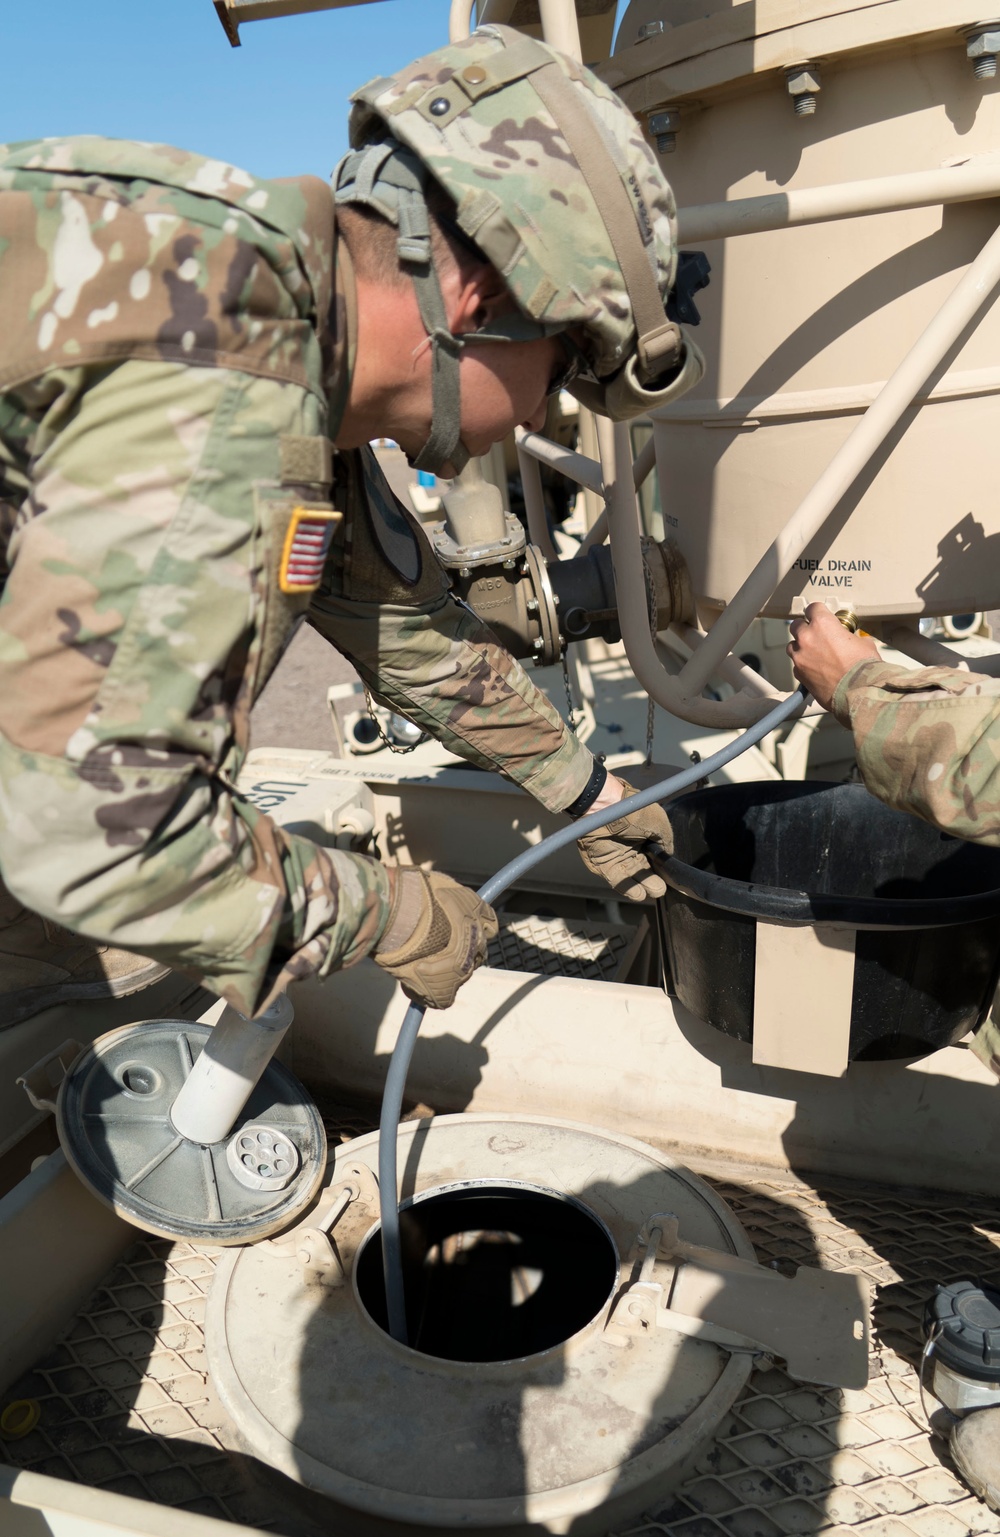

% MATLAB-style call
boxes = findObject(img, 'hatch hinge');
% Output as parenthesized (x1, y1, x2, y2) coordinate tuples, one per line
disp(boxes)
(604, 1211, 870, 1389)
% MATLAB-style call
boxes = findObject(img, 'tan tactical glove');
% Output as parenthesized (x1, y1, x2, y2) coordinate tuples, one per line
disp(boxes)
(374, 867, 499, 1010)
(576, 775, 673, 902)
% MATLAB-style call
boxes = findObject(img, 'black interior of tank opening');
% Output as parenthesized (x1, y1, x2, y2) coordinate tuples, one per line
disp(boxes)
(355, 1186, 619, 1362)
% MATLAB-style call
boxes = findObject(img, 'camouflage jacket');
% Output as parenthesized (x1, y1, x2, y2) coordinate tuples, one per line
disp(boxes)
(0, 137, 594, 1015)
(833, 658, 1000, 843)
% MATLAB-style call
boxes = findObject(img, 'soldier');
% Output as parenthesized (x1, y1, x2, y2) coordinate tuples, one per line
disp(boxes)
(788, 598, 1000, 1050)
(0, 25, 700, 1026)
(788, 599, 1000, 1512)
(789, 605, 1000, 1508)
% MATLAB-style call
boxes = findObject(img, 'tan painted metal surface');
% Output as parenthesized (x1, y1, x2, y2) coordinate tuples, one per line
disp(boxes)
(285, 958, 1000, 1196)
(0, 1153, 134, 1400)
(606, 3, 1000, 626)
(752, 922, 856, 1078)
(1, 1108, 997, 1537)
(609, 1, 994, 110)
(0, 1465, 259, 1537)
(205, 1115, 759, 1533)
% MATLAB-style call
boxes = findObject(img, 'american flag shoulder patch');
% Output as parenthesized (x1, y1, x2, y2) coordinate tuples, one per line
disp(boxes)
(278, 506, 342, 594)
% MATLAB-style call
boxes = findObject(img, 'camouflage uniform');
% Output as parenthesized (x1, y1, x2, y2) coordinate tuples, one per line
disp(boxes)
(833, 657, 1000, 1075)
(0, 136, 595, 1017)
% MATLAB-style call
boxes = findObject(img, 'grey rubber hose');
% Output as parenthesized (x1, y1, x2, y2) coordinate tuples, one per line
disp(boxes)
(378, 686, 809, 1343)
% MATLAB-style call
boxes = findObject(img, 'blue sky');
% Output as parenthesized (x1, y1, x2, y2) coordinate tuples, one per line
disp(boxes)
(2, 1, 625, 183)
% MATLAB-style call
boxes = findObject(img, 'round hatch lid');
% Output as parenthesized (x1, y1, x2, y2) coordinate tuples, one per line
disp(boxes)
(206, 1113, 756, 1535)
(56, 1020, 326, 1244)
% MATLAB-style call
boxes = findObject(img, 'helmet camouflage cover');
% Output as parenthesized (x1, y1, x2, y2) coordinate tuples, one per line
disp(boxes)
(336, 25, 702, 471)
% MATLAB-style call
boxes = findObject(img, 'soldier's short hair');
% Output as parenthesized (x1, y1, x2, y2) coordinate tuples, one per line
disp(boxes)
(338, 192, 488, 292)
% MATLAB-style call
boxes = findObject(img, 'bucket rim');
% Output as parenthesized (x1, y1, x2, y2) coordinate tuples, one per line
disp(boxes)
(661, 781, 1000, 929)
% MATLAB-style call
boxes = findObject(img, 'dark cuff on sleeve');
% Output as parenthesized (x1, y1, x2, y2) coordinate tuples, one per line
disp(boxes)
(563, 757, 607, 820)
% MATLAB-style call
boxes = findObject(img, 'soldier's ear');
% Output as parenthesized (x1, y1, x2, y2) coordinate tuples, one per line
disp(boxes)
(444, 261, 510, 337)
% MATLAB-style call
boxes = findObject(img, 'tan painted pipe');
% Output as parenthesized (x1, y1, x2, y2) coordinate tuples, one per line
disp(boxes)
(578, 509, 608, 555)
(601, 416, 787, 726)
(883, 624, 1000, 676)
(673, 624, 784, 701)
(576, 406, 604, 532)
(677, 161, 1000, 246)
(516, 431, 655, 557)
(515, 427, 607, 555)
(515, 435, 560, 564)
(632, 434, 657, 490)
(538, 0, 582, 58)
(577, 442, 663, 556)
(448, 0, 475, 42)
(676, 218, 1000, 702)
(515, 428, 605, 496)
(578, 439, 656, 553)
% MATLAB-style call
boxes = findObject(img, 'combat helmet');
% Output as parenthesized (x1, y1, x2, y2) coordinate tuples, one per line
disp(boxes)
(333, 24, 705, 475)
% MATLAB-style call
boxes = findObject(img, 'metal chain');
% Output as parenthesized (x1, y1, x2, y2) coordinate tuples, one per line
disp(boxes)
(642, 548, 658, 764)
(560, 649, 579, 735)
(361, 684, 428, 755)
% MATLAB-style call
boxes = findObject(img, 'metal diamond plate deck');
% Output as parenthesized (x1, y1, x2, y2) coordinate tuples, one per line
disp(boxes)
(487, 911, 646, 983)
(3, 1112, 999, 1537)
(617, 1174, 1000, 1537)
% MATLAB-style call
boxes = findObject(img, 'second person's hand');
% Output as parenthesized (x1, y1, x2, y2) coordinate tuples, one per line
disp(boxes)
(786, 602, 879, 710)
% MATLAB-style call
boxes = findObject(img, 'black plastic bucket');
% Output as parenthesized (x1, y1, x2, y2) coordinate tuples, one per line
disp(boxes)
(660, 782, 1000, 1061)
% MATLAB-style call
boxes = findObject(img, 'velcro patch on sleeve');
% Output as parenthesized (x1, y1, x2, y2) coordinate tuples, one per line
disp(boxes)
(278, 506, 342, 594)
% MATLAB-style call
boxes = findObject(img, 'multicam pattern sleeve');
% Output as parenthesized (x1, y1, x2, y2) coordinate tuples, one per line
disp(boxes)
(832, 658, 1000, 844)
(0, 136, 335, 402)
(0, 140, 400, 1016)
(0, 361, 391, 1018)
(308, 447, 596, 814)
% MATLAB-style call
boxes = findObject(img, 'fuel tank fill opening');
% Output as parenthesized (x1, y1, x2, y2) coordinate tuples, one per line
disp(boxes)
(354, 1180, 619, 1363)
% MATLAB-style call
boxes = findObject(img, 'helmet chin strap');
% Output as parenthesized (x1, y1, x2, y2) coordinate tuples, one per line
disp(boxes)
(406, 262, 470, 477)
(334, 140, 470, 477)
(334, 138, 560, 478)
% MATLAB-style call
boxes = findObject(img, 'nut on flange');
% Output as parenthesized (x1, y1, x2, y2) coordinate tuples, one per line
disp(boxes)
(649, 108, 681, 154)
(785, 64, 821, 115)
(965, 22, 1000, 78)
